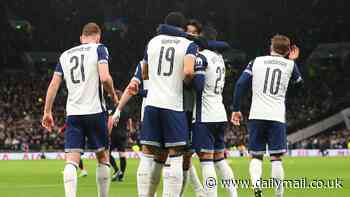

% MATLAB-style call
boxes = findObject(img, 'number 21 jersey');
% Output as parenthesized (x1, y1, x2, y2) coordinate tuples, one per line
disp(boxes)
(55, 43, 109, 116)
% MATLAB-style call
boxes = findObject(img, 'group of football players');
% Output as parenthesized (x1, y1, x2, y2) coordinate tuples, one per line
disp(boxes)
(42, 10, 302, 197)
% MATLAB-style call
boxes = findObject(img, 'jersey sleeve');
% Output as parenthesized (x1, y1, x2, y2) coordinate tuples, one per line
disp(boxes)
(54, 61, 63, 76)
(207, 40, 230, 52)
(97, 44, 109, 65)
(243, 59, 255, 76)
(232, 66, 253, 111)
(291, 63, 303, 83)
(185, 42, 198, 57)
(193, 54, 207, 92)
(132, 62, 142, 84)
(143, 45, 148, 64)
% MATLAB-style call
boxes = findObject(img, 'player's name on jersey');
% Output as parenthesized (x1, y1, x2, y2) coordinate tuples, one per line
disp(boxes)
(264, 59, 288, 66)
(67, 46, 92, 54)
(161, 38, 181, 45)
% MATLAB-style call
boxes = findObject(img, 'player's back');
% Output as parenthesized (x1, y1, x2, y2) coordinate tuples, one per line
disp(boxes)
(249, 55, 295, 123)
(145, 34, 196, 111)
(59, 43, 107, 116)
(194, 49, 227, 122)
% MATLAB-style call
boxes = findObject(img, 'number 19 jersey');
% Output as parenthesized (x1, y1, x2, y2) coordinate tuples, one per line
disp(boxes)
(246, 55, 299, 123)
(144, 35, 197, 111)
(55, 43, 109, 116)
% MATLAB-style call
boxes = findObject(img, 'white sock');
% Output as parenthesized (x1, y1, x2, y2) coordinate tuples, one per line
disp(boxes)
(149, 161, 163, 196)
(63, 162, 78, 197)
(96, 163, 111, 197)
(137, 154, 154, 197)
(189, 165, 204, 194)
(201, 161, 217, 197)
(215, 159, 238, 197)
(180, 170, 189, 196)
(249, 158, 263, 189)
(162, 160, 171, 197)
(271, 160, 284, 197)
(165, 155, 183, 197)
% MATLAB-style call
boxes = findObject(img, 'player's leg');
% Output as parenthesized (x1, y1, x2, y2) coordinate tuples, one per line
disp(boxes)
(138, 106, 163, 197)
(248, 120, 268, 197)
(180, 151, 191, 195)
(115, 150, 127, 181)
(116, 135, 128, 181)
(192, 123, 218, 197)
(86, 112, 111, 197)
(109, 148, 120, 181)
(268, 121, 287, 197)
(162, 109, 189, 197)
(64, 152, 81, 197)
(181, 151, 204, 197)
(188, 160, 205, 196)
(181, 113, 204, 197)
(213, 123, 238, 197)
(63, 115, 84, 197)
(79, 157, 88, 177)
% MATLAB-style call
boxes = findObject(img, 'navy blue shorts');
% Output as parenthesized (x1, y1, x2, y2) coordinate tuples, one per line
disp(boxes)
(141, 106, 189, 148)
(247, 119, 287, 155)
(65, 112, 109, 152)
(192, 122, 226, 153)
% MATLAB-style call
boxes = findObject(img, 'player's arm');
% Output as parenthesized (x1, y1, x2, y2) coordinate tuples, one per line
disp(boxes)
(287, 63, 304, 97)
(231, 60, 253, 126)
(97, 45, 118, 105)
(42, 63, 63, 131)
(207, 41, 230, 52)
(184, 42, 198, 84)
(157, 24, 188, 37)
(192, 55, 207, 92)
(291, 63, 303, 85)
(141, 45, 149, 81)
(113, 63, 143, 124)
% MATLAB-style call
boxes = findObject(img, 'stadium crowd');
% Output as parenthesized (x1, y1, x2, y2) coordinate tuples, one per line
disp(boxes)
(1, 0, 350, 151)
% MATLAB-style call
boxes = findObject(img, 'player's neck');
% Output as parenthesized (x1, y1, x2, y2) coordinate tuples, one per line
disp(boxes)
(81, 41, 97, 44)
(270, 51, 284, 57)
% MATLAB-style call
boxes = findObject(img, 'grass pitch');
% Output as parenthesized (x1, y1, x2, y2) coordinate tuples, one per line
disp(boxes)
(0, 156, 349, 197)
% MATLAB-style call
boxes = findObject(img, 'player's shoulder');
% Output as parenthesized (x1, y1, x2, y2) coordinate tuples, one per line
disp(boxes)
(200, 49, 224, 64)
(200, 49, 219, 57)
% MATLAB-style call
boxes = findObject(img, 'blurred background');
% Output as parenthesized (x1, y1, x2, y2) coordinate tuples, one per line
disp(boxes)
(1, 0, 350, 154)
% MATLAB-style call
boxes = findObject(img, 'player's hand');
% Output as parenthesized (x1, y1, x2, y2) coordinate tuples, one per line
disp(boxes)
(127, 80, 139, 96)
(42, 113, 55, 132)
(231, 111, 242, 126)
(289, 45, 300, 60)
(112, 109, 121, 127)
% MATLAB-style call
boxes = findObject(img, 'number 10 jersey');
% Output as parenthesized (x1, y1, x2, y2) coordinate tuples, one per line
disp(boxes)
(246, 55, 301, 123)
(55, 43, 109, 116)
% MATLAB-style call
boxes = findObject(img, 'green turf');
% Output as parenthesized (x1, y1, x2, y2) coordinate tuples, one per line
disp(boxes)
(0, 156, 349, 197)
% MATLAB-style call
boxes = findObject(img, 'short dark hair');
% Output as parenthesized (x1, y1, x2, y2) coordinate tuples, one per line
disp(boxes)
(201, 26, 218, 40)
(82, 22, 101, 36)
(186, 19, 203, 34)
(271, 34, 291, 56)
(164, 12, 187, 29)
